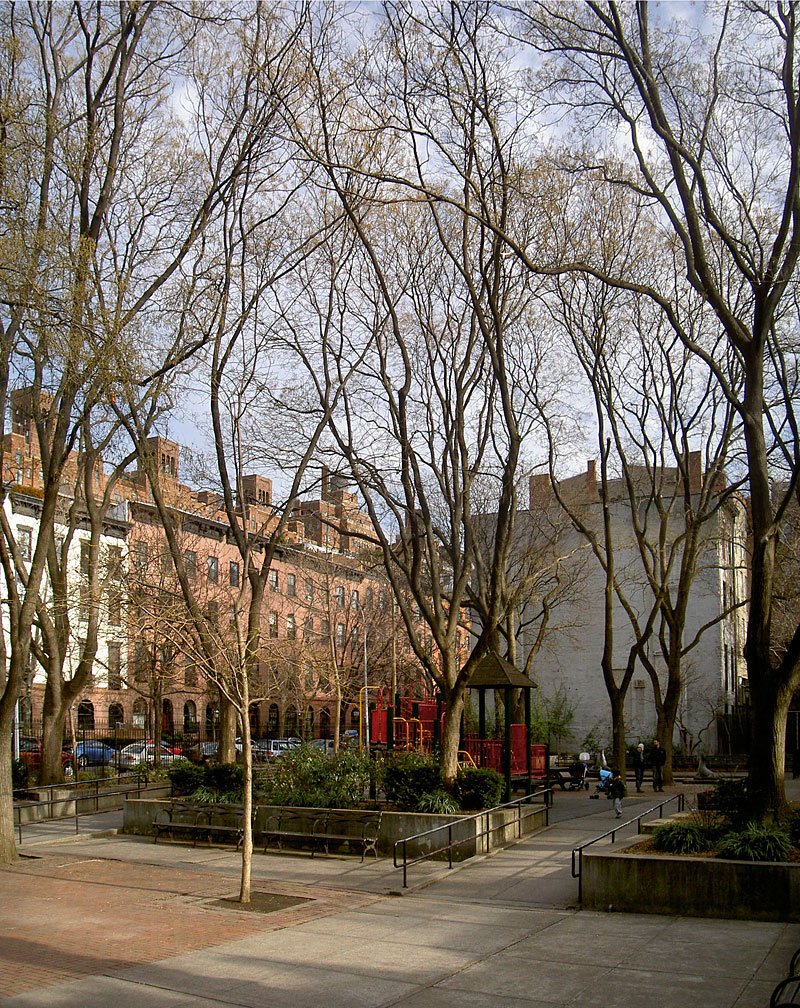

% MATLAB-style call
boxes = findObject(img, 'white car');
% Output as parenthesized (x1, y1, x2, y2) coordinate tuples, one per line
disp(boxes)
(118, 742, 180, 767)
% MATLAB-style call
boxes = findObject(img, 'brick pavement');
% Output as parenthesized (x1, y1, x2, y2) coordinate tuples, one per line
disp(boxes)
(0, 852, 381, 1001)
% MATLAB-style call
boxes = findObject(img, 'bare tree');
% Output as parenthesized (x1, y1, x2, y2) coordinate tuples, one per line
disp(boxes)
(0, 1, 275, 863)
(503, 1, 800, 815)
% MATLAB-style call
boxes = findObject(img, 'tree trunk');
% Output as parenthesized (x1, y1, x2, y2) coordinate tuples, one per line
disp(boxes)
(748, 671, 791, 819)
(0, 702, 19, 864)
(40, 705, 68, 785)
(439, 688, 464, 789)
(219, 694, 237, 763)
(239, 716, 253, 904)
(609, 689, 627, 778)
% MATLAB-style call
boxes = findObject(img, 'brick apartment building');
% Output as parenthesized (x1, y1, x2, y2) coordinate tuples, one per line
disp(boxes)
(5, 389, 430, 745)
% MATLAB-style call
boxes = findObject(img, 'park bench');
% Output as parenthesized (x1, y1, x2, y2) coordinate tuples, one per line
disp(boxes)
(153, 802, 247, 849)
(258, 808, 382, 861)
(771, 948, 800, 1007)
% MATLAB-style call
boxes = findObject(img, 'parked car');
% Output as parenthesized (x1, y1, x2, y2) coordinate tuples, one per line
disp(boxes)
(185, 740, 244, 763)
(63, 740, 119, 769)
(144, 738, 183, 756)
(118, 742, 180, 767)
(309, 738, 336, 757)
(18, 736, 74, 776)
(259, 739, 299, 759)
(186, 741, 219, 763)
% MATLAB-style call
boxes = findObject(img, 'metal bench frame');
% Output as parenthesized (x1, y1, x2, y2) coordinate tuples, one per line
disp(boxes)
(259, 809, 382, 861)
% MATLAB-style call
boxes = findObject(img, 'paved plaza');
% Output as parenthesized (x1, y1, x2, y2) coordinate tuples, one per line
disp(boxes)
(2, 782, 799, 1007)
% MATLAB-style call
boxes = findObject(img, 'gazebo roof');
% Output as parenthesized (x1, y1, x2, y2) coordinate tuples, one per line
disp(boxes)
(467, 652, 537, 689)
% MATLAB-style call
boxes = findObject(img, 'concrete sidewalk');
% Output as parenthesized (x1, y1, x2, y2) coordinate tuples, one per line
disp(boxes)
(2, 783, 799, 1007)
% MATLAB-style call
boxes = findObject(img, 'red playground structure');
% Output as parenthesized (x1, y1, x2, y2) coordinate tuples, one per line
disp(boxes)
(368, 691, 548, 795)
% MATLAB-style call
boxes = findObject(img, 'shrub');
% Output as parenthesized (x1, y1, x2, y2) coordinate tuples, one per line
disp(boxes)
(12, 758, 28, 791)
(168, 761, 244, 803)
(168, 760, 205, 796)
(204, 762, 241, 794)
(652, 821, 713, 854)
(788, 807, 800, 848)
(259, 748, 371, 808)
(716, 822, 791, 862)
(709, 778, 757, 830)
(417, 790, 461, 815)
(457, 767, 502, 811)
(384, 753, 442, 810)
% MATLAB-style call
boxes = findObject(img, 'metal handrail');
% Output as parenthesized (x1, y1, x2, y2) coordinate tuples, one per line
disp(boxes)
(571, 792, 686, 904)
(12, 772, 165, 845)
(393, 788, 552, 889)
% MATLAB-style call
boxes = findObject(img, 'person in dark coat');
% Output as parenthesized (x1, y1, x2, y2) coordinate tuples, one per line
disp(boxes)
(609, 769, 626, 817)
(633, 743, 646, 792)
(651, 739, 666, 792)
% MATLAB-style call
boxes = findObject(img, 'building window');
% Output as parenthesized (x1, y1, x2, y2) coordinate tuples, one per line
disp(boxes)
(336, 623, 345, 647)
(287, 573, 296, 597)
(269, 569, 279, 592)
(336, 585, 345, 608)
(108, 702, 124, 728)
(183, 700, 197, 731)
(206, 600, 218, 625)
(77, 700, 95, 730)
(79, 581, 91, 621)
(379, 590, 387, 612)
(185, 661, 198, 688)
(134, 641, 149, 683)
(351, 589, 359, 608)
(132, 541, 148, 572)
(17, 527, 32, 562)
(305, 579, 314, 602)
(207, 555, 218, 583)
(365, 587, 374, 610)
(304, 615, 314, 638)
(107, 642, 122, 690)
(107, 587, 122, 626)
(184, 550, 197, 579)
(269, 611, 278, 638)
(80, 539, 91, 575)
(286, 614, 296, 640)
(229, 560, 240, 587)
(106, 546, 123, 580)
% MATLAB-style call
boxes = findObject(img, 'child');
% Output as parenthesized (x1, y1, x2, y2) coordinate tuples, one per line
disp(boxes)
(609, 769, 626, 818)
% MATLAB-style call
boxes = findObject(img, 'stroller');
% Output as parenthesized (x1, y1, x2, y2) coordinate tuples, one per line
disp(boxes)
(566, 759, 590, 790)
(590, 766, 613, 799)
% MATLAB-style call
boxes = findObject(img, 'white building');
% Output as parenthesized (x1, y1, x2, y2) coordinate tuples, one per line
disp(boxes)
(509, 457, 749, 756)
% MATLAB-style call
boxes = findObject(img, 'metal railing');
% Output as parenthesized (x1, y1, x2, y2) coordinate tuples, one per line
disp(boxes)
(393, 788, 552, 889)
(571, 792, 686, 904)
(12, 771, 165, 845)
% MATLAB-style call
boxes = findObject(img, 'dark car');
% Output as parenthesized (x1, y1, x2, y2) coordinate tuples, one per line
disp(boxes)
(63, 740, 119, 769)
(186, 741, 219, 763)
(18, 737, 74, 776)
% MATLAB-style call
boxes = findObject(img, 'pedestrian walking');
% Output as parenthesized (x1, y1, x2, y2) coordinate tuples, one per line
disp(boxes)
(633, 743, 645, 792)
(609, 769, 626, 818)
(651, 738, 666, 792)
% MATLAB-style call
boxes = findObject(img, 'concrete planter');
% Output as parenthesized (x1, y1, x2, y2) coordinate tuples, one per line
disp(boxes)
(123, 799, 547, 860)
(582, 836, 800, 921)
